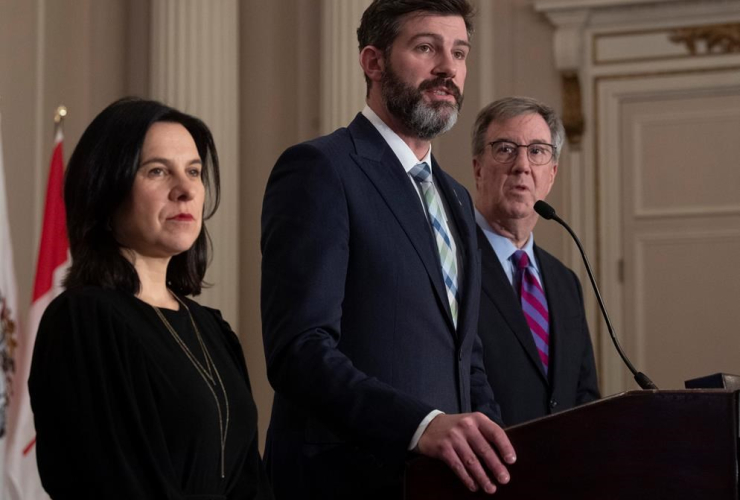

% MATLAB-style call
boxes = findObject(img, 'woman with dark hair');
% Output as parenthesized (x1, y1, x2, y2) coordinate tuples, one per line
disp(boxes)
(29, 97, 273, 500)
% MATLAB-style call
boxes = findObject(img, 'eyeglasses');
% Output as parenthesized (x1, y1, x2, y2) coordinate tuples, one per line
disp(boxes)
(487, 140, 556, 166)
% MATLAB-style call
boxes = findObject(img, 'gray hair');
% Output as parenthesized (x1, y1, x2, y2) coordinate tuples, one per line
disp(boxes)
(471, 96, 565, 161)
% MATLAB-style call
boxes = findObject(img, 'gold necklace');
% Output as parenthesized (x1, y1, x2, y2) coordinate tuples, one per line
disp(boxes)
(152, 294, 229, 479)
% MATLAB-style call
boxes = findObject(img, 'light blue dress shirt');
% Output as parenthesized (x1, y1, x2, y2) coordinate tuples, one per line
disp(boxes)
(474, 209, 545, 290)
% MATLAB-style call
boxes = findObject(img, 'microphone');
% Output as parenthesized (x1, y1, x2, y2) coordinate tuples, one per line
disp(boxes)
(534, 200, 658, 390)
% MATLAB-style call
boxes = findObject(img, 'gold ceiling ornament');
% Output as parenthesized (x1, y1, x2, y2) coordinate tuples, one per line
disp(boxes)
(561, 71, 585, 149)
(669, 24, 740, 55)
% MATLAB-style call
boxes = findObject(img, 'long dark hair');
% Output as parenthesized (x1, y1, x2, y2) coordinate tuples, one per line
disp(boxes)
(63, 97, 220, 296)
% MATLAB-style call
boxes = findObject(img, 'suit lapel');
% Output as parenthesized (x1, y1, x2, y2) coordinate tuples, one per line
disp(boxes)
(347, 115, 452, 328)
(478, 227, 547, 381)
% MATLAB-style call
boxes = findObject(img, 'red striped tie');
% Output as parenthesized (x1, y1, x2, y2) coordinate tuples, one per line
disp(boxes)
(513, 250, 549, 373)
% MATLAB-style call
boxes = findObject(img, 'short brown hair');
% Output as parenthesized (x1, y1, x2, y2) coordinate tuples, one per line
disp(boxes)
(357, 0, 475, 94)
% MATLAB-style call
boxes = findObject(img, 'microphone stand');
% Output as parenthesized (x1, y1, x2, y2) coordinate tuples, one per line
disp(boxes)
(534, 200, 658, 390)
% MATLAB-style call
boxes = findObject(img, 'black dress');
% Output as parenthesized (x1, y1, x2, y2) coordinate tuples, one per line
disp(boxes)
(29, 286, 273, 500)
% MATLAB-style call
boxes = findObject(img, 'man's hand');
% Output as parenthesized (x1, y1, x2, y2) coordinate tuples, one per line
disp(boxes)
(417, 412, 516, 494)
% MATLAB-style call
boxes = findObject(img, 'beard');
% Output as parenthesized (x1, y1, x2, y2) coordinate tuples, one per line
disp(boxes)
(380, 61, 464, 141)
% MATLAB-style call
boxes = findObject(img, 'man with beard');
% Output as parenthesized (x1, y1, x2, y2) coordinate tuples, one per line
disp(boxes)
(261, 1, 515, 498)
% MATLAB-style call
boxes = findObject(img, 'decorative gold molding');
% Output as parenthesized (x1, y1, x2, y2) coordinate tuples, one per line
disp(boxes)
(561, 71, 584, 148)
(593, 23, 740, 65)
(669, 24, 740, 55)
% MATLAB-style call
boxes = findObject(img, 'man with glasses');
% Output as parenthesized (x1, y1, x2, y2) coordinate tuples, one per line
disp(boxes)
(472, 97, 600, 426)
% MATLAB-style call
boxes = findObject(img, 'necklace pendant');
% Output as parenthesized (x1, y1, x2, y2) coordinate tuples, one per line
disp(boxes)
(152, 293, 230, 480)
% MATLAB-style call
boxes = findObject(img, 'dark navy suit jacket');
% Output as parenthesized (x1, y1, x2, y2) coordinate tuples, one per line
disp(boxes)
(261, 114, 500, 499)
(477, 226, 600, 427)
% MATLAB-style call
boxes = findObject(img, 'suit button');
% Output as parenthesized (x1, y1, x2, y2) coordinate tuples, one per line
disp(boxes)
(549, 399, 558, 408)
(458, 351, 463, 361)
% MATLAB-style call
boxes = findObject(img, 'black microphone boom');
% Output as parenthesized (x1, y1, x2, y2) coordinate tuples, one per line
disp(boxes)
(533, 200, 658, 390)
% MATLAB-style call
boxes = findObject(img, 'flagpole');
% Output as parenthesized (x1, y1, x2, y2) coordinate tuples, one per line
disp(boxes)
(4, 105, 69, 500)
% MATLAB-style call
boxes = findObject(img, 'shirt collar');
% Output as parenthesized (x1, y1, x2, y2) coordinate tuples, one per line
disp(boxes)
(362, 105, 433, 174)
(475, 208, 539, 275)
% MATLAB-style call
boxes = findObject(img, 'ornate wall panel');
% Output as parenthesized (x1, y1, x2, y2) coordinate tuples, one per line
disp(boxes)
(634, 230, 740, 387)
(536, 0, 740, 394)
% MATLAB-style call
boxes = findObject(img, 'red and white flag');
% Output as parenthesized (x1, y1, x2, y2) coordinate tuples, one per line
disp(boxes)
(5, 125, 68, 500)
(0, 112, 21, 494)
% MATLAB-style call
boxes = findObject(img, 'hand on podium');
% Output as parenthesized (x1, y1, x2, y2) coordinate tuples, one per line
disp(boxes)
(418, 413, 516, 494)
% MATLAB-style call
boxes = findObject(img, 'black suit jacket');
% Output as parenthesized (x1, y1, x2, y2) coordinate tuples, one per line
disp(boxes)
(260, 114, 500, 499)
(477, 226, 599, 427)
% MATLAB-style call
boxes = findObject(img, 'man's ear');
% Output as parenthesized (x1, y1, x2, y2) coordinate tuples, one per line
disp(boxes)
(548, 162, 558, 191)
(472, 156, 482, 189)
(359, 45, 385, 84)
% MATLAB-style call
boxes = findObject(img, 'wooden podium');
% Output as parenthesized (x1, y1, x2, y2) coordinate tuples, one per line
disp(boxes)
(405, 390, 739, 499)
